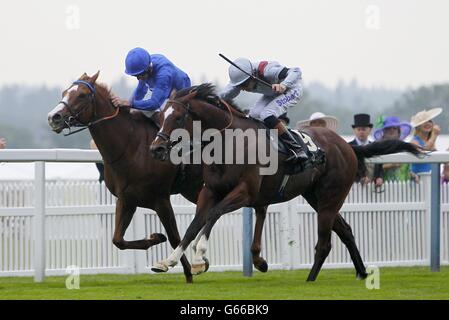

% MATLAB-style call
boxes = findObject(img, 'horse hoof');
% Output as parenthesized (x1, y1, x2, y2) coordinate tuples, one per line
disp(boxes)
(254, 260, 268, 273)
(357, 272, 368, 280)
(149, 233, 167, 244)
(191, 263, 206, 275)
(151, 262, 169, 273)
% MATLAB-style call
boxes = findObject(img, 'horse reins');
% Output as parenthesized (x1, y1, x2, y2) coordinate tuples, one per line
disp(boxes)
(156, 96, 235, 147)
(61, 80, 120, 136)
(165, 96, 234, 132)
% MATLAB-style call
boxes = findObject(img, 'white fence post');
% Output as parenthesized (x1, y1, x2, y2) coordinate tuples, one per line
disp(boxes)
(288, 199, 301, 269)
(422, 173, 432, 265)
(34, 161, 46, 282)
(279, 200, 295, 269)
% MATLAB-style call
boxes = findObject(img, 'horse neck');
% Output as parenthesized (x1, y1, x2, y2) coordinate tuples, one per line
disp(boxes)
(192, 100, 254, 131)
(88, 93, 135, 164)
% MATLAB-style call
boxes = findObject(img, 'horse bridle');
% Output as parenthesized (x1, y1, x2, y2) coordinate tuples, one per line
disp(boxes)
(59, 80, 120, 136)
(155, 99, 192, 147)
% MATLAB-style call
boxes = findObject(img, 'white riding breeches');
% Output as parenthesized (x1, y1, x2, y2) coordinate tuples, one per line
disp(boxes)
(249, 83, 303, 121)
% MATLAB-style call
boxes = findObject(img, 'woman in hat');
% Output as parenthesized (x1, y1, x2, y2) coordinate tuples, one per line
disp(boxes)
(410, 108, 442, 175)
(373, 116, 416, 183)
(296, 112, 339, 132)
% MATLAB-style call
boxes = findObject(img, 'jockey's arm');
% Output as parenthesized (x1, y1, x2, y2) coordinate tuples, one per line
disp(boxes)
(132, 80, 148, 101)
(279, 67, 302, 89)
(131, 76, 171, 111)
(219, 83, 241, 101)
(263, 62, 302, 93)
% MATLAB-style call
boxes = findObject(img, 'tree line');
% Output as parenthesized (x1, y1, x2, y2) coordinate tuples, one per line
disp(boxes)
(0, 78, 448, 149)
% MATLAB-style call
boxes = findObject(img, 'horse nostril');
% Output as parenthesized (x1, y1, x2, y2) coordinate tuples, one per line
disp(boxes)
(150, 145, 168, 160)
(51, 113, 63, 124)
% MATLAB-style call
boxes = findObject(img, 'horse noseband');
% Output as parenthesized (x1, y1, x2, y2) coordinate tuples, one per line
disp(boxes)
(157, 131, 170, 142)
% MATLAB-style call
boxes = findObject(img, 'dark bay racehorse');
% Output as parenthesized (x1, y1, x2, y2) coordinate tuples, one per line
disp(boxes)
(47, 72, 206, 283)
(150, 83, 422, 281)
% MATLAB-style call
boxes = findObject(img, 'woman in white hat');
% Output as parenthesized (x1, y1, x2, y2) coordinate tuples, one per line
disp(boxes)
(296, 112, 339, 132)
(410, 107, 442, 174)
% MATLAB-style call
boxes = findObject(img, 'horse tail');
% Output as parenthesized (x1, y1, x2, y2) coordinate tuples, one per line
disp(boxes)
(350, 140, 423, 181)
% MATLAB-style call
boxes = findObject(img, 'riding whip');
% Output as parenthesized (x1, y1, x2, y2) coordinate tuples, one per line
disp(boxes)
(219, 53, 272, 88)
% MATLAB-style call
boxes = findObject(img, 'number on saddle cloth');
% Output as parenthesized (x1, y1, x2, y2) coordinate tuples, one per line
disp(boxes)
(291, 130, 318, 153)
(269, 129, 325, 175)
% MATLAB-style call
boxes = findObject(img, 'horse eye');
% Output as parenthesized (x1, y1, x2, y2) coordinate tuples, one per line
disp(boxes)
(176, 117, 184, 126)
(78, 93, 86, 99)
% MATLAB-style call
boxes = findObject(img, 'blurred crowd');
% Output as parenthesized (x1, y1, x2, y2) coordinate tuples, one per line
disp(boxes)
(296, 108, 449, 185)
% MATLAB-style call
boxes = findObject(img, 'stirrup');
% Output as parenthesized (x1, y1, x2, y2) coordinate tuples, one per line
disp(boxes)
(285, 149, 308, 163)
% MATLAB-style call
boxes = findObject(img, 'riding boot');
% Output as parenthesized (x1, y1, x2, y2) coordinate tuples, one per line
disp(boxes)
(274, 122, 309, 163)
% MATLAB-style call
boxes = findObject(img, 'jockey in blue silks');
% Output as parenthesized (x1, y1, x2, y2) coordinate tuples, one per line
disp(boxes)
(111, 47, 191, 124)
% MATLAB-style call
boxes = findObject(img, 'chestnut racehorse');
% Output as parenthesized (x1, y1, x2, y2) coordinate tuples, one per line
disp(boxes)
(47, 72, 206, 283)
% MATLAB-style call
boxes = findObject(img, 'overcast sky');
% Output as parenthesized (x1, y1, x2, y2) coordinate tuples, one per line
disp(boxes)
(0, 0, 448, 90)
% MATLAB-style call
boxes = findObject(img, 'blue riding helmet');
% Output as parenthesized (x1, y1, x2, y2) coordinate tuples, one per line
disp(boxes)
(125, 47, 152, 76)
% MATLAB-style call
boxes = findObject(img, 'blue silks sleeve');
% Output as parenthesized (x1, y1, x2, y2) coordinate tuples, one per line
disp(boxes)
(131, 76, 171, 111)
(132, 80, 148, 101)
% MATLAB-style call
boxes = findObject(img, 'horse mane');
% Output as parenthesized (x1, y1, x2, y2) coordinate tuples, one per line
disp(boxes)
(94, 82, 112, 100)
(176, 83, 246, 117)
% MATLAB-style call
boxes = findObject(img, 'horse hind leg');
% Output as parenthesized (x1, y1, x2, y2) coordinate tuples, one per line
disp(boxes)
(192, 182, 254, 275)
(333, 213, 367, 279)
(307, 210, 335, 281)
(191, 233, 210, 275)
(251, 206, 268, 272)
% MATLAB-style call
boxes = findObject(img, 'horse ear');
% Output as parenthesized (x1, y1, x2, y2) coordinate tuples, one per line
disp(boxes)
(90, 70, 100, 84)
(80, 72, 88, 80)
(169, 89, 177, 100)
(184, 89, 198, 100)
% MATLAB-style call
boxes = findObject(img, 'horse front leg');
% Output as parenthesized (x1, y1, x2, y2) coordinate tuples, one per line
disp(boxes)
(153, 198, 193, 283)
(191, 181, 253, 275)
(112, 197, 167, 250)
(151, 187, 215, 273)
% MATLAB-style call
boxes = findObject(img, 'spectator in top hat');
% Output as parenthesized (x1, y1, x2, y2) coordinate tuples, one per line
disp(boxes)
(348, 114, 377, 184)
(348, 114, 373, 146)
